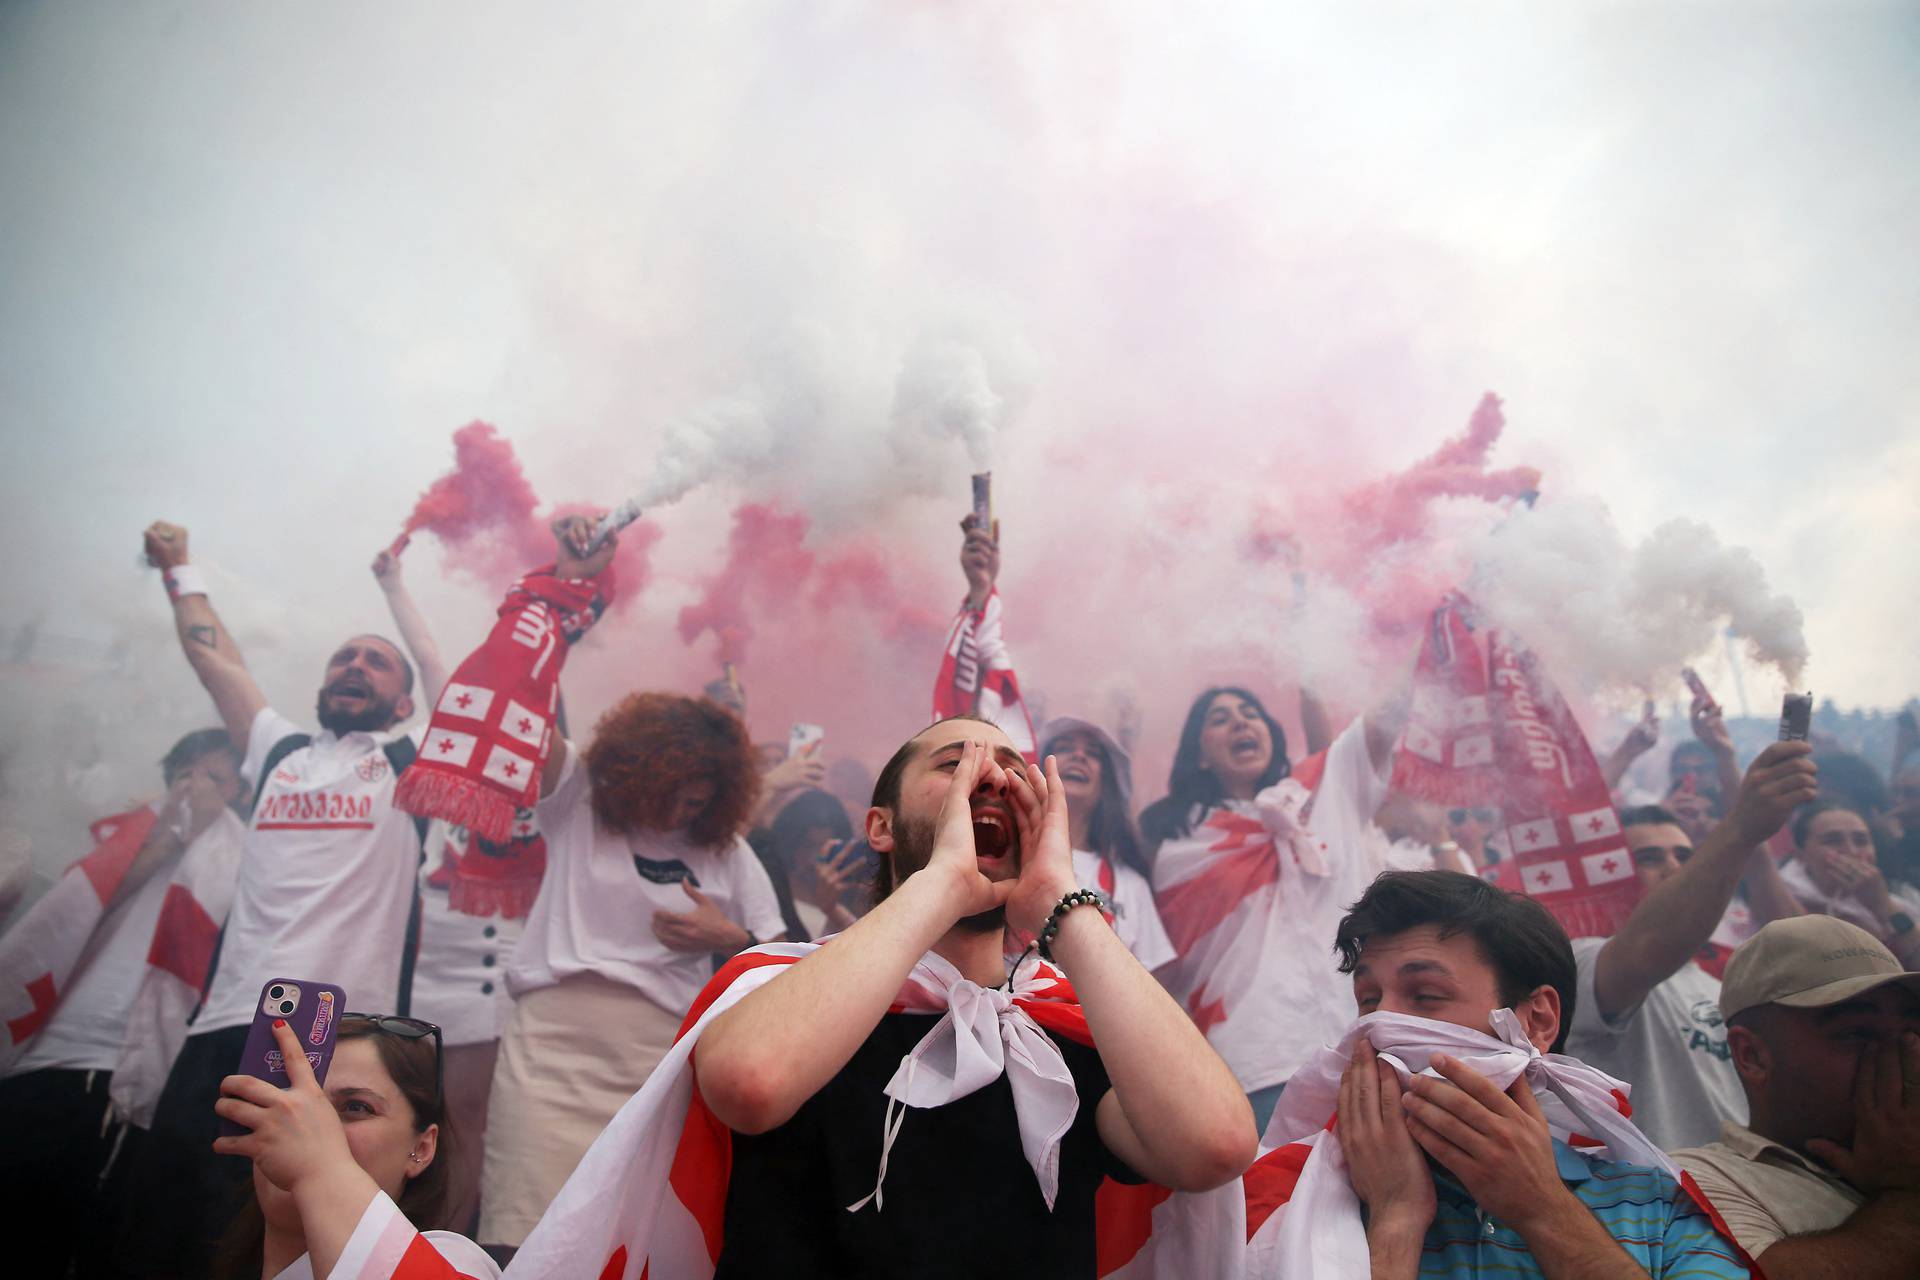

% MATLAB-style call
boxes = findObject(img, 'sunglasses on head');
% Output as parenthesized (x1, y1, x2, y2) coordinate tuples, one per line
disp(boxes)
(1448, 808, 1496, 825)
(342, 1013, 443, 1118)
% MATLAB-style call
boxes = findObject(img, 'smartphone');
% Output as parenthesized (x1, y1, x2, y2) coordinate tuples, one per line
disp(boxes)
(788, 723, 826, 760)
(219, 977, 346, 1137)
(1680, 667, 1718, 713)
(1778, 692, 1813, 742)
(821, 837, 880, 886)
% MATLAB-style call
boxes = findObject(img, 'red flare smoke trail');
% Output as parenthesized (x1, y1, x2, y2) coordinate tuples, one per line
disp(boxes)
(677, 504, 817, 666)
(397, 422, 660, 610)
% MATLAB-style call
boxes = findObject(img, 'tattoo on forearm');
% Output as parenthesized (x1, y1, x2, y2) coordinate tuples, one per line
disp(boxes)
(188, 625, 218, 649)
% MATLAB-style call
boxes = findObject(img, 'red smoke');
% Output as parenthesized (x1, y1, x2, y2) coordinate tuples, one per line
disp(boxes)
(397, 422, 661, 611)
(677, 504, 817, 665)
(1338, 393, 1540, 538)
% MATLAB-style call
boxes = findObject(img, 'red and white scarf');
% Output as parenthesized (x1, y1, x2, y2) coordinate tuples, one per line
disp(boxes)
(424, 812, 547, 921)
(0, 804, 244, 1126)
(1243, 1011, 1681, 1278)
(932, 590, 1035, 757)
(326, 941, 1240, 1279)
(396, 565, 611, 843)
(1394, 595, 1639, 939)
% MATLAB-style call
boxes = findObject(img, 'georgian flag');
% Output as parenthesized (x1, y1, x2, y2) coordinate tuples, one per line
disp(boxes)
(1452, 734, 1494, 767)
(1521, 859, 1573, 894)
(481, 746, 535, 790)
(1456, 694, 1490, 726)
(498, 700, 546, 752)
(1, 804, 245, 1129)
(1570, 806, 1621, 843)
(1403, 723, 1444, 764)
(425, 730, 479, 770)
(1506, 818, 1560, 853)
(1581, 848, 1635, 886)
(437, 683, 496, 722)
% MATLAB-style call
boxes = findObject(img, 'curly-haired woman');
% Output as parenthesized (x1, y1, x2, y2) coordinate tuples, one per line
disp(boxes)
(477, 690, 786, 1253)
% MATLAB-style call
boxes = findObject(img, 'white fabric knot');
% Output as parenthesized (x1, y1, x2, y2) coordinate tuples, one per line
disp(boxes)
(847, 954, 1080, 1215)
(1254, 779, 1329, 878)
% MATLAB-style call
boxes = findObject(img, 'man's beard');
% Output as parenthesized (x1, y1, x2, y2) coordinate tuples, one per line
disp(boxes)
(888, 813, 1009, 934)
(315, 687, 401, 735)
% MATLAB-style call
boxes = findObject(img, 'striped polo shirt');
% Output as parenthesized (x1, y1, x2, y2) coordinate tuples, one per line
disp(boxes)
(1417, 1140, 1749, 1278)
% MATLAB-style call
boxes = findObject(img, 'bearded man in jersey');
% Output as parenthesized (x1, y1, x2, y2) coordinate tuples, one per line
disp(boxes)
(691, 715, 1256, 1277)
(119, 518, 612, 1278)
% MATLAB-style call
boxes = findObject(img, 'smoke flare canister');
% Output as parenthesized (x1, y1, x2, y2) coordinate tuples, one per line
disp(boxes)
(970, 472, 992, 534)
(584, 498, 645, 555)
(386, 531, 412, 559)
(1778, 692, 1813, 742)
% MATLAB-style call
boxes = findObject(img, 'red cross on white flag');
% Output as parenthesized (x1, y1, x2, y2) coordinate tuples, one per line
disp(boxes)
(1507, 818, 1560, 852)
(1525, 860, 1573, 894)
(482, 745, 534, 791)
(438, 682, 496, 722)
(1581, 848, 1635, 886)
(500, 699, 547, 750)
(427, 730, 478, 769)
(1569, 807, 1621, 843)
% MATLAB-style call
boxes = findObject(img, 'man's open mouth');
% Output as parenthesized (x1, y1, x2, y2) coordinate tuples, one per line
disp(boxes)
(973, 807, 1013, 860)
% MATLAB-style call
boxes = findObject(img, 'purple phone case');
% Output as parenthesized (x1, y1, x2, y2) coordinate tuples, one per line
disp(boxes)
(218, 977, 347, 1138)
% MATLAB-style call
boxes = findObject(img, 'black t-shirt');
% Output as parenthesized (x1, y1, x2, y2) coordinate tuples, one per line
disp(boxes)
(713, 1010, 1141, 1279)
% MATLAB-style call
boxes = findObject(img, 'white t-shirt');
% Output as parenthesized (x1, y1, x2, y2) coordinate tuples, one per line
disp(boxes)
(508, 743, 786, 1017)
(196, 709, 425, 1033)
(1566, 935, 1746, 1151)
(1153, 721, 1392, 1092)
(409, 822, 519, 1048)
(11, 841, 185, 1075)
(1073, 850, 1177, 973)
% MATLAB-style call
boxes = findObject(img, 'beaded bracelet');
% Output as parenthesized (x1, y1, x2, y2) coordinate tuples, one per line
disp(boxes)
(1037, 888, 1111, 962)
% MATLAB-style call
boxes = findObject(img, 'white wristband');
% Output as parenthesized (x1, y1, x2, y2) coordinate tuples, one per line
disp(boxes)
(164, 565, 209, 602)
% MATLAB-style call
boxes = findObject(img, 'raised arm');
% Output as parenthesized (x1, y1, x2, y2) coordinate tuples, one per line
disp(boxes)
(143, 521, 267, 747)
(1602, 701, 1661, 793)
(1591, 741, 1817, 1019)
(1689, 695, 1744, 811)
(1006, 757, 1256, 1190)
(1298, 686, 1334, 757)
(695, 740, 1011, 1134)
(371, 549, 449, 707)
(933, 515, 1034, 754)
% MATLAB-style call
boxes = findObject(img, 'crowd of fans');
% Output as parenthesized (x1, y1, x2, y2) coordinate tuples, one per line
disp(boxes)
(0, 508, 1914, 1280)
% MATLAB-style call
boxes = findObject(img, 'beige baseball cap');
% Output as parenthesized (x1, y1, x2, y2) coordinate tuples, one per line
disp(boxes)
(1719, 915, 1920, 1023)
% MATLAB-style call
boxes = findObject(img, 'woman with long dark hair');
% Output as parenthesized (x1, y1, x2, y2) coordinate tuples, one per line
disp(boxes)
(1038, 716, 1174, 972)
(213, 1014, 495, 1279)
(1145, 683, 1404, 1132)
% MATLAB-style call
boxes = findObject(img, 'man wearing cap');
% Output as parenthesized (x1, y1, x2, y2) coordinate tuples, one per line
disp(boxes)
(1672, 916, 1920, 1276)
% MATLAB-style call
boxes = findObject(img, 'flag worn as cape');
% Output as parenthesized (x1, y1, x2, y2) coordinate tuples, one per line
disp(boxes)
(110, 807, 245, 1126)
(396, 565, 611, 843)
(932, 589, 1036, 758)
(1241, 1010, 1755, 1278)
(0, 805, 158, 1070)
(1393, 594, 1639, 939)
(439, 942, 1236, 1280)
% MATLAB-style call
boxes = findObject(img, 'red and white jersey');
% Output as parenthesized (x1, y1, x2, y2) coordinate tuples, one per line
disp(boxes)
(932, 590, 1035, 756)
(1151, 722, 1390, 1092)
(196, 709, 425, 1033)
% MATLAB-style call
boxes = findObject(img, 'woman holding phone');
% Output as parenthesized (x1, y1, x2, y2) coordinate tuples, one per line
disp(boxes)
(213, 1014, 497, 1279)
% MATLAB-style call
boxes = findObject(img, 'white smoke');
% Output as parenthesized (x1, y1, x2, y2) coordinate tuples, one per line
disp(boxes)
(1468, 497, 1810, 694)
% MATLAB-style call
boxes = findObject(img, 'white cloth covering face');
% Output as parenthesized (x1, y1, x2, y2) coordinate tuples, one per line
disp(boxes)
(1249, 1009, 1672, 1280)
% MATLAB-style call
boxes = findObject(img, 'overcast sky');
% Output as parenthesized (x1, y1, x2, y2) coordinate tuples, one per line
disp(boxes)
(1, 2, 1914, 857)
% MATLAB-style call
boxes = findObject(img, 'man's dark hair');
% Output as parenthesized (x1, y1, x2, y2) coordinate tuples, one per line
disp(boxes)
(160, 727, 238, 784)
(1790, 798, 1867, 849)
(1619, 804, 1685, 831)
(1334, 870, 1578, 1053)
(1810, 749, 1890, 817)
